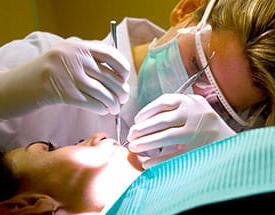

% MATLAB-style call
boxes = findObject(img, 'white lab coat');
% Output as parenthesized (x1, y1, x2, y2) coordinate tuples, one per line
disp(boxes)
(0, 18, 165, 150)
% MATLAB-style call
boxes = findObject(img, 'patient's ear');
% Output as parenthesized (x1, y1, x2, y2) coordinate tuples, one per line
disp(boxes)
(170, 0, 207, 26)
(0, 193, 60, 215)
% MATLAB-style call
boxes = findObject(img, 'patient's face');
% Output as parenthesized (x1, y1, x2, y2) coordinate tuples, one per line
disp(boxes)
(5, 133, 142, 213)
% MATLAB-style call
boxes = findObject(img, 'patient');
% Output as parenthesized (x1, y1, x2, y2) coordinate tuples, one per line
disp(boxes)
(0, 133, 143, 215)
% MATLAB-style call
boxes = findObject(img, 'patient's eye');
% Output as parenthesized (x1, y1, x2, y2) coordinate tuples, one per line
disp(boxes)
(26, 141, 56, 152)
(47, 142, 56, 152)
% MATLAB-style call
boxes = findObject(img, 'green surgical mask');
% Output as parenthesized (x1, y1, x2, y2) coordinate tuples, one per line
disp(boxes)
(137, 38, 193, 110)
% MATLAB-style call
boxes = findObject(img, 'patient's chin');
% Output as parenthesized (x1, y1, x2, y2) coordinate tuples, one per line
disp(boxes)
(127, 152, 146, 171)
(92, 147, 142, 208)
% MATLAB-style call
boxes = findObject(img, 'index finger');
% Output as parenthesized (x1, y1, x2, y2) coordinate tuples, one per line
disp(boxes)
(135, 94, 181, 123)
(88, 41, 130, 81)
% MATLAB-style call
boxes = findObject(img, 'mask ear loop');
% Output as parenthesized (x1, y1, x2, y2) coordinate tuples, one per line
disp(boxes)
(177, 0, 217, 34)
(196, 0, 217, 31)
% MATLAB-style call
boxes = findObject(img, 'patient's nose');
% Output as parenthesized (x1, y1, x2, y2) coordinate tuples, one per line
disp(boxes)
(78, 132, 108, 147)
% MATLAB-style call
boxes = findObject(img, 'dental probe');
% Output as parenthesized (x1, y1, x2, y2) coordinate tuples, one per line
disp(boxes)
(110, 20, 122, 145)
(111, 20, 118, 48)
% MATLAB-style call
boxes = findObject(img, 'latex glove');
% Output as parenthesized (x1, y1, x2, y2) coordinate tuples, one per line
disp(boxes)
(0, 40, 130, 118)
(127, 94, 236, 169)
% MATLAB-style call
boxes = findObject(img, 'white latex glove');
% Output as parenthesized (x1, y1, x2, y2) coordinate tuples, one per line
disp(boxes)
(127, 94, 236, 169)
(0, 40, 130, 118)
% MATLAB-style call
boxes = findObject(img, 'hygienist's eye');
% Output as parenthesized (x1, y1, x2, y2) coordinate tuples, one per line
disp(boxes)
(191, 57, 201, 73)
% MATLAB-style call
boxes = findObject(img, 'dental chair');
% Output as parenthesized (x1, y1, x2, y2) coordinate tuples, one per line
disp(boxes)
(104, 126, 275, 214)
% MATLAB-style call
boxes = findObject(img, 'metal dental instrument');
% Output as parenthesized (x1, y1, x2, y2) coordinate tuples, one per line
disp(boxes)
(175, 58, 211, 93)
(110, 20, 121, 145)
(111, 20, 118, 48)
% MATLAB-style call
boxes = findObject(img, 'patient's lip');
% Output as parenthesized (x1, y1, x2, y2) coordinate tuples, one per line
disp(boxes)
(100, 138, 118, 146)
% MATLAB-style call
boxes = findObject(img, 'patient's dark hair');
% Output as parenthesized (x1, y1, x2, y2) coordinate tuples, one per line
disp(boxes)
(0, 150, 19, 201)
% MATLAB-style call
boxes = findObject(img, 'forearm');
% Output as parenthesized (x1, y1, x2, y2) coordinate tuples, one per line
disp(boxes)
(0, 55, 55, 119)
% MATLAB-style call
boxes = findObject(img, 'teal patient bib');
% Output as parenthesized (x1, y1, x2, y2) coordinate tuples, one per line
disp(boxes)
(105, 126, 275, 214)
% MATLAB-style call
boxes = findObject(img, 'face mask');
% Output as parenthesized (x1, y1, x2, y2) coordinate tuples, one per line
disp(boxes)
(137, 38, 193, 109)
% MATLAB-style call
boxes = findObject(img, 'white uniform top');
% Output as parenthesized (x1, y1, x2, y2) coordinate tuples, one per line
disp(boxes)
(0, 17, 165, 151)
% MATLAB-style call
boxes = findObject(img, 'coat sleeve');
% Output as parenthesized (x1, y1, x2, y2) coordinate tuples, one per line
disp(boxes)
(0, 31, 64, 71)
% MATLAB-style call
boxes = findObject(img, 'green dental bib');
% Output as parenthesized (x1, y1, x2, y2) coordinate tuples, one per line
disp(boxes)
(106, 126, 275, 214)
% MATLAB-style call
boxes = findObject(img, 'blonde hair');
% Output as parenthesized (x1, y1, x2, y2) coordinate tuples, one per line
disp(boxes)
(190, 0, 275, 126)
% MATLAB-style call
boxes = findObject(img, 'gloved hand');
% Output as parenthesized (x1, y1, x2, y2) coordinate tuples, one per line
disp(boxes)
(127, 94, 236, 169)
(0, 40, 130, 118)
